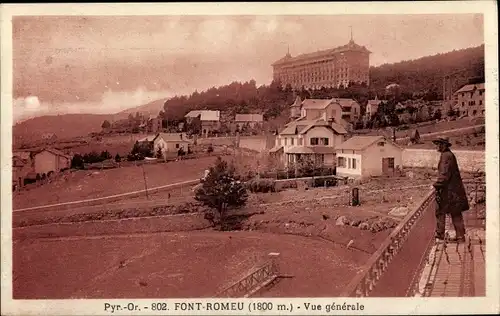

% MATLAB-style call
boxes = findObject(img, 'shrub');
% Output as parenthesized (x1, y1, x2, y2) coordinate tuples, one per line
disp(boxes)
(194, 157, 248, 230)
(207, 145, 214, 153)
(246, 178, 276, 193)
(71, 154, 85, 169)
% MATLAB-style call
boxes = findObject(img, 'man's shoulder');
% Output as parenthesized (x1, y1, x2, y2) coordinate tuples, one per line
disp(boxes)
(440, 150, 456, 161)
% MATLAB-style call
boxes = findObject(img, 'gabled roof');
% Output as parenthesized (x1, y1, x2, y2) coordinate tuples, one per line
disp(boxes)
(272, 40, 371, 66)
(302, 98, 335, 110)
(299, 120, 347, 135)
(290, 96, 302, 108)
(13, 155, 28, 167)
(185, 110, 220, 121)
(335, 135, 387, 151)
(279, 119, 347, 135)
(138, 135, 156, 142)
(335, 98, 359, 109)
(454, 83, 485, 94)
(34, 148, 70, 159)
(153, 133, 191, 143)
(235, 114, 263, 122)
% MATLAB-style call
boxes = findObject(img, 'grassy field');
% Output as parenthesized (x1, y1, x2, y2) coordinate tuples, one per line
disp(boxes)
(12, 174, 434, 298)
(12, 156, 218, 209)
(12, 230, 369, 299)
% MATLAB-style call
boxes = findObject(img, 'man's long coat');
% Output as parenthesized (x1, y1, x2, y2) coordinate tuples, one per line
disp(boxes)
(433, 149, 470, 214)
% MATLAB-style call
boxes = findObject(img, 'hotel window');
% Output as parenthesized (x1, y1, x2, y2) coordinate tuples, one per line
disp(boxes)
(320, 138, 329, 145)
(298, 138, 303, 145)
(338, 156, 346, 167)
(284, 138, 287, 146)
(479, 100, 483, 105)
(352, 158, 357, 169)
(377, 141, 385, 147)
(310, 138, 319, 145)
(291, 138, 294, 146)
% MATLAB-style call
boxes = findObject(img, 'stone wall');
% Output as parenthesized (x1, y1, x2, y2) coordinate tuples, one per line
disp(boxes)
(402, 149, 485, 173)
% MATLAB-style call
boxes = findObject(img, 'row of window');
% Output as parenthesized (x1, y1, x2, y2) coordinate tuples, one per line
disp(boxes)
(337, 156, 357, 169)
(287, 153, 326, 165)
(281, 137, 330, 146)
(460, 90, 484, 98)
(461, 100, 483, 106)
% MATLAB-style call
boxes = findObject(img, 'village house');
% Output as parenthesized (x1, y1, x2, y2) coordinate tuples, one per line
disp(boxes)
(185, 110, 221, 137)
(32, 148, 71, 176)
(454, 83, 485, 117)
(12, 154, 33, 190)
(139, 116, 163, 134)
(290, 97, 343, 125)
(153, 132, 192, 159)
(336, 98, 362, 122)
(234, 113, 264, 129)
(366, 98, 383, 119)
(335, 135, 403, 179)
(270, 119, 348, 167)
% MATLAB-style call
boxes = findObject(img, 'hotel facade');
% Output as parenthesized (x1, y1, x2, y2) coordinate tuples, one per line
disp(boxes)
(272, 38, 371, 90)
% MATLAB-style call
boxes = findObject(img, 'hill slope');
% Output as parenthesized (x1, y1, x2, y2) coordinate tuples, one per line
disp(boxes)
(114, 98, 169, 120)
(13, 114, 111, 147)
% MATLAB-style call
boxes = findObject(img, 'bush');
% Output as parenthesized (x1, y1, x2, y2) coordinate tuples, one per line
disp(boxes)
(207, 145, 214, 153)
(313, 177, 337, 187)
(246, 178, 276, 193)
(71, 154, 84, 169)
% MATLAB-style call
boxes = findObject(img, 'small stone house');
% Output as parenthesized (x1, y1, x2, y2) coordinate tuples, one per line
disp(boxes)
(335, 135, 403, 179)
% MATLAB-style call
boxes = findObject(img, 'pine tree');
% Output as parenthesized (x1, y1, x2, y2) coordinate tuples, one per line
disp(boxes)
(194, 157, 248, 230)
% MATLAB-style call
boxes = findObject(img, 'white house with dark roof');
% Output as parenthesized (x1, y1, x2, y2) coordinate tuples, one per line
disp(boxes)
(153, 132, 192, 159)
(289, 96, 359, 128)
(234, 113, 264, 129)
(185, 110, 221, 136)
(335, 135, 402, 179)
(270, 119, 348, 167)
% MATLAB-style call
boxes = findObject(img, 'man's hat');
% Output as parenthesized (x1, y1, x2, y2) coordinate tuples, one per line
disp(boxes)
(432, 137, 452, 147)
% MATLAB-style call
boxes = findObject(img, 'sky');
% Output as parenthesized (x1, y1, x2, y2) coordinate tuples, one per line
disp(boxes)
(12, 14, 484, 122)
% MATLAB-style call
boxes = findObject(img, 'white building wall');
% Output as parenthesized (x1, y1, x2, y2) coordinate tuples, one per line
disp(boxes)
(304, 126, 342, 147)
(34, 151, 57, 175)
(361, 141, 403, 177)
(336, 152, 362, 177)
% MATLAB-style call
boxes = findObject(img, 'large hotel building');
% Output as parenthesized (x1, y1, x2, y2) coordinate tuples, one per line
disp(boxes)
(272, 37, 371, 90)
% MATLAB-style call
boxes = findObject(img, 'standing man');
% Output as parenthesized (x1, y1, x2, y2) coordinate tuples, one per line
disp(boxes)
(432, 137, 470, 243)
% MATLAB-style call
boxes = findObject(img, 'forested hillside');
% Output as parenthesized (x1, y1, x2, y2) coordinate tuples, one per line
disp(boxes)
(160, 45, 485, 121)
(370, 45, 484, 98)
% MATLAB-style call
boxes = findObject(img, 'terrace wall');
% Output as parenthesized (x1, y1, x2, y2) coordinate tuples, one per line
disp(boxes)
(402, 149, 485, 173)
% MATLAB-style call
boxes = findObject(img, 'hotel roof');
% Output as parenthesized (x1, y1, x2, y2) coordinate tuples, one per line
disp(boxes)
(272, 40, 371, 66)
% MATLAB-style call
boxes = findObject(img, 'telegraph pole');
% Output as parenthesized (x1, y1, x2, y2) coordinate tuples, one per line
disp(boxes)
(141, 163, 149, 200)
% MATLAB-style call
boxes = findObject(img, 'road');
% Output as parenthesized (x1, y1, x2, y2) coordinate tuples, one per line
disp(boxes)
(13, 179, 199, 213)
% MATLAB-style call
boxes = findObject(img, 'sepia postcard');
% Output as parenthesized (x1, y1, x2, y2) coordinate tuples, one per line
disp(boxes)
(1, 2, 499, 315)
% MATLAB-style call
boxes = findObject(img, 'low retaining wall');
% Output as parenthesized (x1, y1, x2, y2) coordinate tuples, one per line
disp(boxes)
(402, 149, 485, 173)
(197, 135, 275, 152)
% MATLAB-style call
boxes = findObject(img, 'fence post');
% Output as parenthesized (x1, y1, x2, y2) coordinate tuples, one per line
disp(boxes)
(352, 187, 360, 206)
